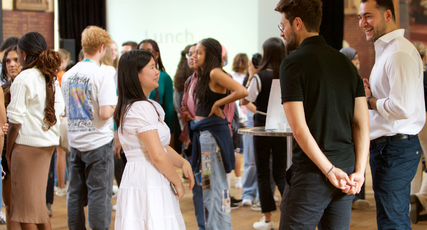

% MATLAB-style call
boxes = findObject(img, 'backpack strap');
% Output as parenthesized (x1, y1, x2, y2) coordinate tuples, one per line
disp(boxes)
(253, 74, 261, 92)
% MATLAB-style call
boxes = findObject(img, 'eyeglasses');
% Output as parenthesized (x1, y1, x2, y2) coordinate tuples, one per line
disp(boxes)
(278, 24, 284, 33)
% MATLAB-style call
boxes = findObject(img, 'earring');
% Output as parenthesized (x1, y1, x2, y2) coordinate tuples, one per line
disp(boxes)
(24, 57, 26, 61)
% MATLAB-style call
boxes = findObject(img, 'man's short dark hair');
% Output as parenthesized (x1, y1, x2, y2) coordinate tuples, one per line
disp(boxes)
(361, 0, 396, 22)
(0, 36, 19, 52)
(275, 0, 322, 33)
(122, 41, 138, 50)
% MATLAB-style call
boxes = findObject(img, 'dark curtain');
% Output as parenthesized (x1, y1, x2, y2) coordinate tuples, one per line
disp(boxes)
(58, 0, 106, 59)
(320, 0, 344, 50)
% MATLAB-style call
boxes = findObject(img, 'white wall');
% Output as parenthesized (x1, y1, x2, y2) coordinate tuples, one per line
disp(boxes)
(258, 0, 283, 51)
(107, 0, 281, 78)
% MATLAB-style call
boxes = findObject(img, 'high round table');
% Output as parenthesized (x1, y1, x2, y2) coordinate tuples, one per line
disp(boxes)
(238, 126, 293, 169)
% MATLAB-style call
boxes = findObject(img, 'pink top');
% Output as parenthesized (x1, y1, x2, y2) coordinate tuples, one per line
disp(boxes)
(186, 79, 196, 118)
(179, 73, 197, 146)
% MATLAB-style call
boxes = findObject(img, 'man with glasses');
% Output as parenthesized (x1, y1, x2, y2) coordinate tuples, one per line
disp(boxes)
(275, 0, 370, 229)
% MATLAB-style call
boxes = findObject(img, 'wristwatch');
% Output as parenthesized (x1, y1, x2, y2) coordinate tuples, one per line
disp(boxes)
(366, 97, 372, 110)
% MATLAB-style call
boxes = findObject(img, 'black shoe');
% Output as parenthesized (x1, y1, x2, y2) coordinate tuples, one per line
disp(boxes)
(230, 202, 240, 210)
(410, 195, 422, 224)
(231, 196, 242, 205)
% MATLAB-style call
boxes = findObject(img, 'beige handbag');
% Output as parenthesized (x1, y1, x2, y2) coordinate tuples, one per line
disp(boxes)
(59, 116, 70, 152)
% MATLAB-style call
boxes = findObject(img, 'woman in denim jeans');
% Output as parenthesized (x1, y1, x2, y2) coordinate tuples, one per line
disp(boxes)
(189, 38, 247, 230)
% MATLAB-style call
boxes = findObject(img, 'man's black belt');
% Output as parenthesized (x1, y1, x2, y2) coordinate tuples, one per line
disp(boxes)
(370, 134, 417, 149)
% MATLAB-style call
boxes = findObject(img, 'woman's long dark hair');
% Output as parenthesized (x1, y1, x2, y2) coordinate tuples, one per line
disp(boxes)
(18, 32, 61, 131)
(2, 45, 19, 108)
(258, 37, 286, 79)
(193, 38, 223, 107)
(174, 44, 194, 92)
(114, 50, 158, 132)
(1, 45, 18, 82)
(138, 39, 166, 72)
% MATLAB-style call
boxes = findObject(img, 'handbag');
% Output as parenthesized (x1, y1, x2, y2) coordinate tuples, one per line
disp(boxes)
(58, 116, 70, 152)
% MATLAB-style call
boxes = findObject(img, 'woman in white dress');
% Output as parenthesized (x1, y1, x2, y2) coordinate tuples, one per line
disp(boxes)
(114, 50, 194, 230)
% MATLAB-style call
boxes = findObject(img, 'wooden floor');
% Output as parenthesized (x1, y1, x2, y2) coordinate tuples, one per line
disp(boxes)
(2, 164, 427, 230)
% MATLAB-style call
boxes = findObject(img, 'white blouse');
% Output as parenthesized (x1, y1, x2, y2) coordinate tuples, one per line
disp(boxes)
(118, 100, 170, 153)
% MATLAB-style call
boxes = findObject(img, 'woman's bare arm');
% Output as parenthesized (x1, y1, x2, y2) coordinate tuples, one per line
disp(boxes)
(139, 130, 185, 199)
(209, 68, 248, 117)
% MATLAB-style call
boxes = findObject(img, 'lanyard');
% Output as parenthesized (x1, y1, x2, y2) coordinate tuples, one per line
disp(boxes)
(82, 58, 99, 66)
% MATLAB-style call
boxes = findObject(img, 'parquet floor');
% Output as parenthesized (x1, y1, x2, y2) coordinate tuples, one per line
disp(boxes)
(1, 163, 427, 230)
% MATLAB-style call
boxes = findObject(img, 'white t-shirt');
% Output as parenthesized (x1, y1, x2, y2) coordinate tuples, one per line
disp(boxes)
(245, 77, 260, 102)
(231, 72, 248, 123)
(231, 72, 246, 86)
(61, 61, 117, 151)
(101, 64, 116, 76)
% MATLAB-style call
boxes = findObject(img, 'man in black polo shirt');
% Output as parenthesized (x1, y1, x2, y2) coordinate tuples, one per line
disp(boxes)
(275, 0, 370, 229)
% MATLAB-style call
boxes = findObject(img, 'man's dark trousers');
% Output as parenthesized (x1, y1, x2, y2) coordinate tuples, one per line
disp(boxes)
(370, 136, 421, 229)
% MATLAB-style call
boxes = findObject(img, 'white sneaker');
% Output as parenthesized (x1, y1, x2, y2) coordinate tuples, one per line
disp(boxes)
(0, 211, 6, 224)
(113, 185, 119, 194)
(113, 204, 117, 211)
(251, 202, 261, 211)
(242, 198, 253, 206)
(274, 196, 279, 202)
(55, 186, 67, 197)
(234, 177, 243, 189)
(253, 216, 274, 229)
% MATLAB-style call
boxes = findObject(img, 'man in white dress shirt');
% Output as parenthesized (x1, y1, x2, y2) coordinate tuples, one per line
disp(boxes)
(359, 0, 425, 228)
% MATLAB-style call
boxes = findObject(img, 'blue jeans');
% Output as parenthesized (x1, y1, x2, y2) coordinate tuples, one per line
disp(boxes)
(192, 177, 205, 230)
(199, 130, 232, 230)
(67, 141, 114, 230)
(279, 164, 355, 230)
(242, 111, 258, 201)
(370, 136, 421, 230)
(184, 143, 205, 230)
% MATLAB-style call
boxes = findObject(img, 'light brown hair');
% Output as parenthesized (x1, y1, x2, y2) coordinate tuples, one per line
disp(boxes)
(101, 45, 113, 66)
(232, 53, 249, 73)
(81, 26, 112, 55)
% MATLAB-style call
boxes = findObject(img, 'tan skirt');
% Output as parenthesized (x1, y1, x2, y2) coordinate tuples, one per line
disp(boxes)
(10, 144, 55, 223)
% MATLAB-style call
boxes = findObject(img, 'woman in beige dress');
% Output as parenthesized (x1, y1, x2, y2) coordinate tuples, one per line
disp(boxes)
(6, 32, 64, 230)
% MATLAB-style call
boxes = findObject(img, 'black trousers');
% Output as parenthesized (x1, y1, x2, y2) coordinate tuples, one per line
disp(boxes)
(279, 165, 355, 229)
(253, 115, 287, 213)
(46, 148, 55, 204)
